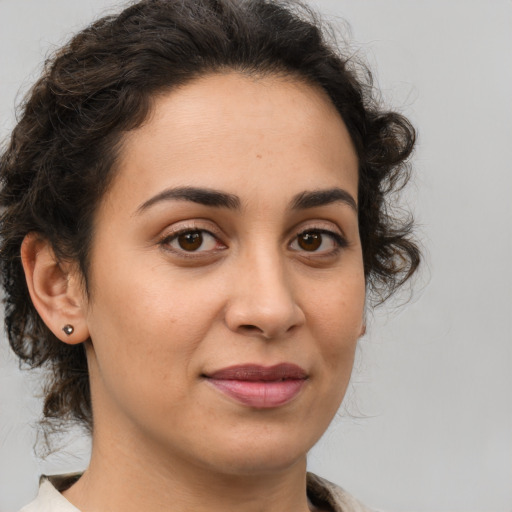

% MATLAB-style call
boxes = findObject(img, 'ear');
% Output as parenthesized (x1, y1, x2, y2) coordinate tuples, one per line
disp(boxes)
(21, 233, 90, 344)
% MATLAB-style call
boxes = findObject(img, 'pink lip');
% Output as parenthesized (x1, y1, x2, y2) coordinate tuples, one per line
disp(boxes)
(204, 363, 308, 409)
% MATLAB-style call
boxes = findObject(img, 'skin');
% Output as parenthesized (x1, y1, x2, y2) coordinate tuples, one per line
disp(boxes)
(22, 73, 365, 512)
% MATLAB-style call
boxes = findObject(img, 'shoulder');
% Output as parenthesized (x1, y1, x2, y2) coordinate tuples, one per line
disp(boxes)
(21, 472, 371, 512)
(18, 476, 81, 512)
(307, 472, 375, 512)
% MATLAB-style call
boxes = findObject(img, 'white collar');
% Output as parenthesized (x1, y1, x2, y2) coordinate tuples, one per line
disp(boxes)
(19, 478, 80, 512)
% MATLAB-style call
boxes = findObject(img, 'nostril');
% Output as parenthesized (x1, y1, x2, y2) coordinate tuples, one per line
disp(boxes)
(239, 324, 263, 334)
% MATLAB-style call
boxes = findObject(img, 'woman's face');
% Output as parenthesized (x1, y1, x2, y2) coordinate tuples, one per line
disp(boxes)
(82, 73, 365, 476)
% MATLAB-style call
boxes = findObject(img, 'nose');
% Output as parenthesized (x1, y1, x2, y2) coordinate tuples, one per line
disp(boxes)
(224, 249, 305, 340)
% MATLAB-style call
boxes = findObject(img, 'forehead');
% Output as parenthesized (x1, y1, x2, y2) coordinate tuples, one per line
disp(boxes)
(106, 72, 359, 212)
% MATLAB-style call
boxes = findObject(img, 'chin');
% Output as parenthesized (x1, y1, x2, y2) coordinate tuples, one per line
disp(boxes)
(210, 451, 306, 478)
(197, 428, 316, 477)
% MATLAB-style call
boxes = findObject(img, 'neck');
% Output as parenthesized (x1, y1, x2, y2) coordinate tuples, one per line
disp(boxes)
(63, 428, 312, 512)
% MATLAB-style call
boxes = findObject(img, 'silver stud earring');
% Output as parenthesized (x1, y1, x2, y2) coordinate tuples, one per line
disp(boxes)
(62, 324, 74, 336)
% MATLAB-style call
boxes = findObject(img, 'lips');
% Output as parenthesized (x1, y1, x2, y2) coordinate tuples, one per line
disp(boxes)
(204, 363, 308, 408)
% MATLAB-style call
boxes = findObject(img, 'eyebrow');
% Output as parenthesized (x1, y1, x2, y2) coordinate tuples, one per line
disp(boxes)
(136, 186, 357, 214)
(136, 186, 241, 214)
(291, 188, 358, 213)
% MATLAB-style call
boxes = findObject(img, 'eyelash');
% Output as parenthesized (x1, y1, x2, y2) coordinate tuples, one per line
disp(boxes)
(158, 225, 347, 258)
(159, 227, 226, 258)
(290, 228, 347, 255)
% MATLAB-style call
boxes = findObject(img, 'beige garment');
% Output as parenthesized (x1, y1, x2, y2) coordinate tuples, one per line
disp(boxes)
(19, 472, 373, 512)
(19, 476, 81, 512)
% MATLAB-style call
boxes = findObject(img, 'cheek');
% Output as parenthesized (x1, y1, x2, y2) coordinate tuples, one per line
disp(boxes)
(89, 250, 215, 335)
(87, 252, 232, 383)
(85, 262, 212, 400)
(309, 274, 365, 367)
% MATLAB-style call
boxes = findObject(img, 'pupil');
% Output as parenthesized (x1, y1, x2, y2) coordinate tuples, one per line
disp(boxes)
(178, 231, 203, 251)
(299, 232, 321, 251)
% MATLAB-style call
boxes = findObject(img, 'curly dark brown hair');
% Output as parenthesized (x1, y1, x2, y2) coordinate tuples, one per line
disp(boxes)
(0, 0, 419, 432)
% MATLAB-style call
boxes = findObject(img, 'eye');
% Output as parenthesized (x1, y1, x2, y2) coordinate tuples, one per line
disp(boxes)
(290, 229, 346, 253)
(162, 229, 223, 253)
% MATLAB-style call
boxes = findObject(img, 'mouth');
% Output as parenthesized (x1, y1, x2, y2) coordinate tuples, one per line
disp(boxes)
(203, 363, 308, 409)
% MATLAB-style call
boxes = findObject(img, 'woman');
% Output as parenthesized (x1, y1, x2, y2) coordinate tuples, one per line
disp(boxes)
(0, 0, 419, 511)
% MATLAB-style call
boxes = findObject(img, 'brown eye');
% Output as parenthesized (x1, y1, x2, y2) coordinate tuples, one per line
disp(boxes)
(163, 229, 222, 254)
(297, 232, 322, 251)
(177, 231, 203, 251)
(290, 229, 345, 255)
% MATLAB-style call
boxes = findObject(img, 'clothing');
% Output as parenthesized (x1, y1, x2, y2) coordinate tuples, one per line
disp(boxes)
(307, 473, 373, 512)
(19, 472, 373, 512)
(19, 476, 81, 512)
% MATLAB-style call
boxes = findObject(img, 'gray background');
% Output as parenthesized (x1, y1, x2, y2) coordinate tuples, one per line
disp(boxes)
(1, 0, 511, 510)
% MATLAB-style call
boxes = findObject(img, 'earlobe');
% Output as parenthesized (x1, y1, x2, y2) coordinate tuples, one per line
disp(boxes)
(20, 233, 89, 345)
